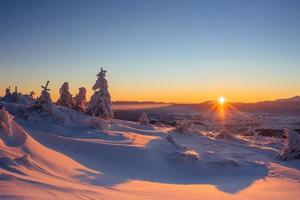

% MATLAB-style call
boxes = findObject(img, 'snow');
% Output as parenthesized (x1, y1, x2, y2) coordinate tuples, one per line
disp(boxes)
(215, 129, 239, 140)
(0, 101, 299, 199)
(0, 106, 100, 194)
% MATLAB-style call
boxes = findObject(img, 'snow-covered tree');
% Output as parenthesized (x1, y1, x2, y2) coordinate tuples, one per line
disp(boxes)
(73, 87, 87, 112)
(139, 112, 150, 125)
(29, 81, 73, 125)
(4, 87, 11, 97)
(86, 68, 113, 119)
(29, 91, 36, 99)
(32, 81, 53, 111)
(278, 128, 300, 161)
(56, 82, 74, 108)
(11, 86, 21, 102)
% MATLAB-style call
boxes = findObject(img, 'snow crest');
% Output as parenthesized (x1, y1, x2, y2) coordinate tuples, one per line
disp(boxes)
(0, 108, 27, 147)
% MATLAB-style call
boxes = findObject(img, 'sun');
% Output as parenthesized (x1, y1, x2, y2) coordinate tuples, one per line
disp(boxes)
(218, 96, 226, 104)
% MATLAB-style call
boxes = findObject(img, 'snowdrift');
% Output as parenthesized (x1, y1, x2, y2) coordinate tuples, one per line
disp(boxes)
(0, 108, 101, 199)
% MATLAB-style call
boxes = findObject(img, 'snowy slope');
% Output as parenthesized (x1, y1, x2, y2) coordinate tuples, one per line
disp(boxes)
(0, 102, 299, 200)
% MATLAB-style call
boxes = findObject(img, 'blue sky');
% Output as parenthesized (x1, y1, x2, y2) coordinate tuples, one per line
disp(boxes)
(0, 0, 299, 103)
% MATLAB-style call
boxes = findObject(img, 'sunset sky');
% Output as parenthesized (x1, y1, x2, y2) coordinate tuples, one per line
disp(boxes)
(0, 0, 299, 103)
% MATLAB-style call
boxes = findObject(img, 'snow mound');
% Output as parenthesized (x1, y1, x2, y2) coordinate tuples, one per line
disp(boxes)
(2, 93, 34, 105)
(242, 127, 256, 136)
(215, 129, 238, 140)
(29, 102, 73, 125)
(30, 100, 92, 127)
(90, 116, 110, 130)
(174, 119, 194, 134)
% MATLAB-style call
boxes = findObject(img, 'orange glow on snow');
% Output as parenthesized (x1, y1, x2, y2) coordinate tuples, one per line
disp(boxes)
(218, 102, 226, 121)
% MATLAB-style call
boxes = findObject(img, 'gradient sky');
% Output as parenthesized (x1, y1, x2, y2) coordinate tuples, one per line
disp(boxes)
(0, 0, 300, 103)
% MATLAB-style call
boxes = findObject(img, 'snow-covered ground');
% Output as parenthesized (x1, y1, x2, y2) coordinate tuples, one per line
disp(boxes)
(0, 101, 299, 200)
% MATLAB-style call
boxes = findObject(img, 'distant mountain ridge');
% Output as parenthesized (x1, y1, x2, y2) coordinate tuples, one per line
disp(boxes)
(113, 101, 168, 105)
(275, 96, 300, 103)
(113, 96, 300, 105)
(221, 96, 300, 115)
(113, 96, 300, 115)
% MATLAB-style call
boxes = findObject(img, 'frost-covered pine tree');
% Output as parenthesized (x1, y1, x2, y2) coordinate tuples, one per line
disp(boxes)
(278, 128, 300, 161)
(56, 82, 74, 108)
(139, 112, 150, 125)
(4, 87, 11, 97)
(11, 86, 20, 102)
(86, 68, 113, 119)
(33, 81, 53, 111)
(73, 87, 87, 112)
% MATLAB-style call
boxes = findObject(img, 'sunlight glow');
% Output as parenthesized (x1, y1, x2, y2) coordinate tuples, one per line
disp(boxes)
(218, 96, 226, 104)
